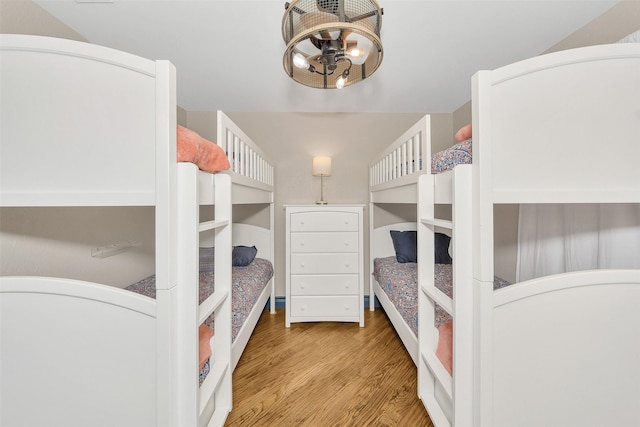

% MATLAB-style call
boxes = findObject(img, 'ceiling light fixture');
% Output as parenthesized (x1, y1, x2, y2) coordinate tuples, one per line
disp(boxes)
(282, 0, 384, 89)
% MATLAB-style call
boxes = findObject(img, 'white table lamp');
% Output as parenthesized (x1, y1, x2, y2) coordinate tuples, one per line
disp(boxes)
(312, 156, 331, 205)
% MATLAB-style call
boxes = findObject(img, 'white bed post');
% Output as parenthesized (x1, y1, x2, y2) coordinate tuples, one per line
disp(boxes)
(213, 173, 233, 421)
(176, 163, 201, 426)
(369, 199, 375, 311)
(417, 173, 438, 413)
(153, 59, 178, 427)
(472, 70, 496, 427)
(269, 200, 276, 313)
(451, 164, 474, 426)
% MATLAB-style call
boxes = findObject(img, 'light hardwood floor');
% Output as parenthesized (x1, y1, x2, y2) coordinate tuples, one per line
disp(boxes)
(225, 308, 434, 426)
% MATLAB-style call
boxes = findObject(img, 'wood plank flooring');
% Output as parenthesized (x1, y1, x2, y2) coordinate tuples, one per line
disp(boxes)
(225, 308, 434, 426)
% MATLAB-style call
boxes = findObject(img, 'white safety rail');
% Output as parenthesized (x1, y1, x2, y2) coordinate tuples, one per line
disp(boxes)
(369, 115, 430, 190)
(217, 111, 274, 191)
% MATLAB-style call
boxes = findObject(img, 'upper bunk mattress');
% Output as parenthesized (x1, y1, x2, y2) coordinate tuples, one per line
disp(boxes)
(431, 139, 472, 174)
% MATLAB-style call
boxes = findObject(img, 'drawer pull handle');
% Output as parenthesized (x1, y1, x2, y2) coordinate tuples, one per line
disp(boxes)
(344, 242, 349, 246)
(300, 284, 305, 289)
(300, 305, 306, 311)
(345, 264, 350, 268)
(344, 305, 350, 311)
(300, 264, 305, 268)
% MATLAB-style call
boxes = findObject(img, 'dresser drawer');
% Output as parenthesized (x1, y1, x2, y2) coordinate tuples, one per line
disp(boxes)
(289, 296, 359, 317)
(290, 211, 359, 232)
(290, 275, 359, 296)
(290, 232, 358, 253)
(290, 253, 359, 275)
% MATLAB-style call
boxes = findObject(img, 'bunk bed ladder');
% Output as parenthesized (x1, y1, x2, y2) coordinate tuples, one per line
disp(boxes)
(176, 164, 232, 427)
(418, 165, 473, 427)
(205, 171, 233, 427)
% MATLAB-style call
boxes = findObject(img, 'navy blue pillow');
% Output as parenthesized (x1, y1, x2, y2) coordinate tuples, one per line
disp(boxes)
(390, 230, 417, 263)
(389, 230, 452, 264)
(435, 233, 452, 264)
(232, 245, 257, 266)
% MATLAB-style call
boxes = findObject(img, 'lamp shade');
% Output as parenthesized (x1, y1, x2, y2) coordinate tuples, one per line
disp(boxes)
(312, 156, 332, 176)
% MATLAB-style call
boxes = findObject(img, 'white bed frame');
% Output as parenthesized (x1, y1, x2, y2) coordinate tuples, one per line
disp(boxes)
(230, 222, 275, 370)
(368, 114, 437, 367)
(0, 35, 274, 427)
(214, 111, 276, 372)
(369, 221, 419, 364)
(370, 43, 640, 427)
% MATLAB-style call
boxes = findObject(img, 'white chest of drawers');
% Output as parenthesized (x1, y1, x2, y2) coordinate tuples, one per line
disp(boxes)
(285, 205, 364, 327)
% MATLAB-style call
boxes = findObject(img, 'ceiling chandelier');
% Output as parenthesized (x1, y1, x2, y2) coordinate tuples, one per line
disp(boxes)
(282, 0, 384, 89)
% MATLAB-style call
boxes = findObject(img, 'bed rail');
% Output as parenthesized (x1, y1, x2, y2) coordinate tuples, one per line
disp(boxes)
(217, 111, 274, 194)
(369, 115, 430, 191)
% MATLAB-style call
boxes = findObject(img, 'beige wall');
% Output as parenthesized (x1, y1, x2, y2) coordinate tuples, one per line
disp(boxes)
(0, 0, 86, 41)
(545, 0, 640, 54)
(0, 207, 156, 287)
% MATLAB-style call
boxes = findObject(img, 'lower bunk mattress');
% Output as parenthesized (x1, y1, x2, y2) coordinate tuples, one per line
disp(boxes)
(372, 256, 510, 371)
(126, 248, 273, 382)
(125, 248, 273, 343)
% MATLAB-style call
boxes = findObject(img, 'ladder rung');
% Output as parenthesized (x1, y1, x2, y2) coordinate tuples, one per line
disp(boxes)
(421, 350, 453, 400)
(199, 219, 230, 233)
(199, 290, 229, 325)
(199, 359, 228, 416)
(420, 217, 453, 229)
(421, 284, 453, 316)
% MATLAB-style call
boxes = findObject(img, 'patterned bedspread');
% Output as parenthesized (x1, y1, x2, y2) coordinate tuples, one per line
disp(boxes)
(372, 256, 511, 334)
(373, 257, 419, 335)
(126, 248, 273, 342)
(431, 139, 472, 174)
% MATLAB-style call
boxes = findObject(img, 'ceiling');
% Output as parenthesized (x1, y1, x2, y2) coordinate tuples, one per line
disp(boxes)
(35, 0, 619, 113)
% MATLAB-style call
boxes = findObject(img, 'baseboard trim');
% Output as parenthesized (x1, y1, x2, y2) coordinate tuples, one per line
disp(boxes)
(266, 295, 381, 310)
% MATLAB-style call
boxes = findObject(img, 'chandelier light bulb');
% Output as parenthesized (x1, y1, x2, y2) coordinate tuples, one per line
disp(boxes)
(347, 47, 362, 58)
(293, 52, 310, 69)
(336, 75, 346, 89)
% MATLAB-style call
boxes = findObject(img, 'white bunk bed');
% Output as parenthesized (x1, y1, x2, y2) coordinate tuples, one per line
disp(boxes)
(0, 35, 274, 427)
(219, 110, 275, 372)
(369, 43, 640, 427)
(368, 115, 431, 365)
(414, 43, 640, 427)
(228, 222, 275, 371)
(369, 115, 471, 366)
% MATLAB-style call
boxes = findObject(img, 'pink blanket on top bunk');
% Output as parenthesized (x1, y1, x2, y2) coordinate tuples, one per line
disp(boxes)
(177, 125, 230, 173)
